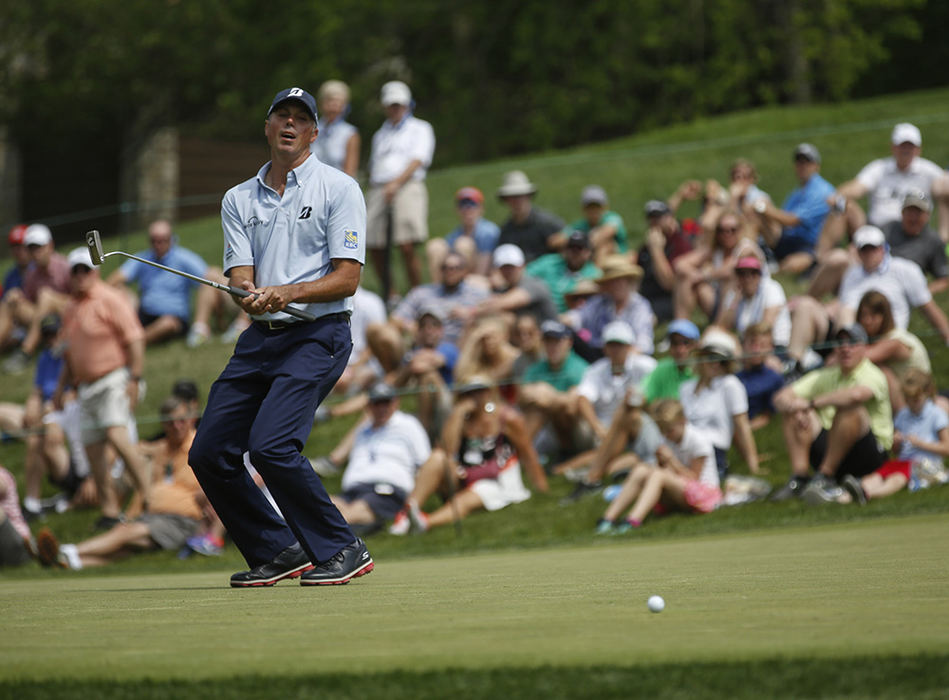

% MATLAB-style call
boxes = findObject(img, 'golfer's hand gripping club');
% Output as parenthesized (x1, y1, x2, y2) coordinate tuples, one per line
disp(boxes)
(85, 230, 315, 322)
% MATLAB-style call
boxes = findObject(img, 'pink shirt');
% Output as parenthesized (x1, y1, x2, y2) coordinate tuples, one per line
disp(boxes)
(22, 253, 70, 302)
(62, 280, 145, 385)
(0, 467, 30, 541)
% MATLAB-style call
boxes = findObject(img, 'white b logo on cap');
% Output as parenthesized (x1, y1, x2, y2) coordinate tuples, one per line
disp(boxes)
(288, 87, 304, 97)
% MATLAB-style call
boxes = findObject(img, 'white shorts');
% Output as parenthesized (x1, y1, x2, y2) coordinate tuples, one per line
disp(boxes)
(468, 462, 531, 512)
(78, 368, 132, 445)
(366, 180, 429, 248)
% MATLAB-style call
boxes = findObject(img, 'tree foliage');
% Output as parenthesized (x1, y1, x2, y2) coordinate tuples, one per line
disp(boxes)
(0, 0, 938, 169)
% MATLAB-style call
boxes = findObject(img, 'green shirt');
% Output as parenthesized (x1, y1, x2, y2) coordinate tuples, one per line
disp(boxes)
(526, 254, 600, 313)
(571, 210, 629, 252)
(791, 358, 893, 450)
(642, 357, 695, 403)
(523, 351, 589, 392)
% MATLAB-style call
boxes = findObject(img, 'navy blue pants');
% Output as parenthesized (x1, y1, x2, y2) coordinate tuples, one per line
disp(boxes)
(189, 315, 354, 567)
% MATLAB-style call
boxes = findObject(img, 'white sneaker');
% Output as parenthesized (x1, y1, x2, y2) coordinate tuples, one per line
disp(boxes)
(186, 324, 210, 348)
(407, 499, 429, 533)
(388, 510, 410, 536)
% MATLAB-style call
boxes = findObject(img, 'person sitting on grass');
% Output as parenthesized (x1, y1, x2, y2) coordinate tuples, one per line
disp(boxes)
(595, 398, 721, 534)
(323, 382, 431, 536)
(836, 369, 949, 505)
(389, 377, 547, 535)
(36, 396, 206, 569)
(0, 464, 34, 568)
(771, 324, 892, 504)
(679, 328, 760, 480)
(735, 322, 785, 432)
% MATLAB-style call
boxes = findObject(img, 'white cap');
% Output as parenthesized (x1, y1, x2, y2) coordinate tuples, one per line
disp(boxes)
(23, 224, 52, 247)
(67, 246, 95, 269)
(493, 243, 525, 268)
(853, 225, 886, 249)
(581, 185, 608, 206)
(497, 170, 537, 198)
(380, 80, 412, 106)
(602, 320, 634, 346)
(891, 122, 921, 147)
(698, 328, 738, 359)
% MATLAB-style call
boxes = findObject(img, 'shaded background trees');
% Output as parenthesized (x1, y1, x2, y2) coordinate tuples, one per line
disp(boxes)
(0, 0, 944, 238)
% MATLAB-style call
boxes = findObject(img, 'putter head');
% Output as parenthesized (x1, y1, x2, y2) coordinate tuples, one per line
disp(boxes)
(85, 230, 105, 266)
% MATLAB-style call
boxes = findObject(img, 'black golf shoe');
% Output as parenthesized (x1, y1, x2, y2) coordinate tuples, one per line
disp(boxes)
(230, 542, 313, 587)
(300, 538, 374, 586)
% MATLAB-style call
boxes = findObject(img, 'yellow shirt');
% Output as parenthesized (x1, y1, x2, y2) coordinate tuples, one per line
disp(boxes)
(791, 358, 893, 450)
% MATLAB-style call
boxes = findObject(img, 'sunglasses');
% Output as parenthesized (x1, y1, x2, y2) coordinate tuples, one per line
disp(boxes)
(736, 268, 761, 277)
(441, 263, 465, 271)
(70, 265, 92, 275)
(457, 199, 479, 209)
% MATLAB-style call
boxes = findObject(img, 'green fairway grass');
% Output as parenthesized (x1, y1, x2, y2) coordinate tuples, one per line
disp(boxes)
(3, 514, 948, 698)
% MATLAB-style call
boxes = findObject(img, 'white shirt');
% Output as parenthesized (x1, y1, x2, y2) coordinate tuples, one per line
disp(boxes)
(723, 276, 791, 346)
(856, 156, 945, 227)
(839, 254, 931, 329)
(349, 286, 386, 366)
(369, 114, 436, 186)
(666, 424, 719, 488)
(311, 117, 358, 173)
(679, 374, 748, 451)
(341, 411, 431, 493)
(578, 353, 657, 424)
(221, 154, 366, 320)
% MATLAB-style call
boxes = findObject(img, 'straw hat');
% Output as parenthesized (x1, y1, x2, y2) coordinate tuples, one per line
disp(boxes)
(595, 255, 644, 283)
(497, 170, 538, 198)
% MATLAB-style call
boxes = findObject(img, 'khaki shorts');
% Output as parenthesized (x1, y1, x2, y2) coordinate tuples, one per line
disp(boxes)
(78, 367, 132, 445)
(137, 513, 200, 550)
(366, 180, 429, 248)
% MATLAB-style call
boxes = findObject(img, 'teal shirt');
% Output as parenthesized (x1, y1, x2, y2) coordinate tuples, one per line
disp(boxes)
(523, 351, 589, 392)
(642, 357, 695, 403)
(526, 254, 600, 312)
(571, 210, 628, 253)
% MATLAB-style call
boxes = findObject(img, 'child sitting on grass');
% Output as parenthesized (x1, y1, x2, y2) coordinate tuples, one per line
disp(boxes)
(838, 369, 949, 504)
(595, 399, 722, 534)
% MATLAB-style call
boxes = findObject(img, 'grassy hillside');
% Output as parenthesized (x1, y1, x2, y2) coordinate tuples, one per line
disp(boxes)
(2, 87, 949, 565)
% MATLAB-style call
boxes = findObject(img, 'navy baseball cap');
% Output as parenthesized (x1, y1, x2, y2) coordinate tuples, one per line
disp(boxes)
(268, 87, 318, 122)
(368, 382, 397, 403)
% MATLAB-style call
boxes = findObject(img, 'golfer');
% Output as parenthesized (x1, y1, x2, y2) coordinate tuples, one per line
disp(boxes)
(189, 86, 373, 587)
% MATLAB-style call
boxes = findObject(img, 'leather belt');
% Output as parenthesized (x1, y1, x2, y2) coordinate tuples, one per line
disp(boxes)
(253, 312, 350, 331)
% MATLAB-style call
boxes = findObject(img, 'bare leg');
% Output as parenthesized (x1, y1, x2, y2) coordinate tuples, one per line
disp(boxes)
(366, 322, 405, 374)
(75, 521, 154, 565)
(85, 440, 120, 518)
(144, 315, 185, 345)
(330, 497, 377, 525)
(399, 242, 422, 290)
(627, 469, 688, 524)
(602, 463, 655, 521)
(862, 472, 908, 500)
(425, 489, 483, 528)
(779, 252, 815, 276)
(408, 448, 454, 507)
(21, 289, 68, 355)
(781, 409, 821, 478)
(104, 425, 152, 504)
(787, 295, 830, 363)
(807, 248, 852, 299)
(587, 407, 640, 483)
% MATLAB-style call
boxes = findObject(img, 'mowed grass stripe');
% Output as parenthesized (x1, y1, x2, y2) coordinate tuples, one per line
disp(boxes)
(2, 513, 947, 682)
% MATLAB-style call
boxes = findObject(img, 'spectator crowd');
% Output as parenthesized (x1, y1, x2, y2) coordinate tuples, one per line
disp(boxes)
(2, 78, 949, 569)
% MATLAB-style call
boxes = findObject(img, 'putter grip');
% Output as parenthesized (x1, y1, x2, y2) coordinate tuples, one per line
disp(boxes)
(227, 287, 316, 322)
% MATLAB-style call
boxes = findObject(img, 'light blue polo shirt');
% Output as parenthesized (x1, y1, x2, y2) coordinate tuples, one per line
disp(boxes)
(119, 245, 208, 320)
(221, 154, 367, 321)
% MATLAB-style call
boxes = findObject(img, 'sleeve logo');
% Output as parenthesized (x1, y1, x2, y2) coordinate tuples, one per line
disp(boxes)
(344, 229, 359, 249)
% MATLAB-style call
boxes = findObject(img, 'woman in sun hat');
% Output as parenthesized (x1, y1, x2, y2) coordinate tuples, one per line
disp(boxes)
(678, 327, 760, 479)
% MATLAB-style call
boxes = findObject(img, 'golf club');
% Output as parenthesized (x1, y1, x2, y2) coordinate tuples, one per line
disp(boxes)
(85, 230, 316, 322)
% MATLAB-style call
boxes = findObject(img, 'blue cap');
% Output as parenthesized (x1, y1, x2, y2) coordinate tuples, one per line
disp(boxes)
(666, 319, 700, 341)
(268, 87, 318, 122)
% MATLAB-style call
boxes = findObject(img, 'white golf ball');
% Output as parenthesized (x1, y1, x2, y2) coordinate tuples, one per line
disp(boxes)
(647, 595, 665, 613)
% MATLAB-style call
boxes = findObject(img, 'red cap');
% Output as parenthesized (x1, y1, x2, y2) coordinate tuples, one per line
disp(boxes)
(455, 186, 484, 205)
(7, 224, 28, 246)
(735, 256, 762, 271)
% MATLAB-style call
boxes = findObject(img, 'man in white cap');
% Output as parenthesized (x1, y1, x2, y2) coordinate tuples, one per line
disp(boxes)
(366, 80, 436, 301)
(460, 244, 558, 324)
(496, 170, 565, 263)
(787, 224, 949, 371)
(0, 224, 71, 373)
(818, 122, 949, 252)
(55, 246, 151, 531)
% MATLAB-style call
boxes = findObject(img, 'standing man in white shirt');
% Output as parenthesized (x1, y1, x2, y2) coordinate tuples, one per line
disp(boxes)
(366, 80, 436, 302)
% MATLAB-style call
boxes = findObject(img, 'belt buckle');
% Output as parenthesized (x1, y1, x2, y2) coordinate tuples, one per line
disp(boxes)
(263, 319, 292, 330)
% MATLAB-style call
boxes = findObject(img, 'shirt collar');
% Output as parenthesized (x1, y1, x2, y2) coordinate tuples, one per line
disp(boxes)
(257, 153, 318, 192)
